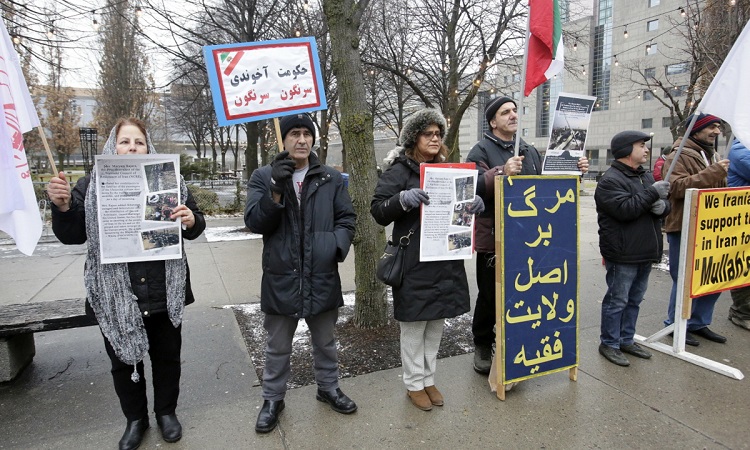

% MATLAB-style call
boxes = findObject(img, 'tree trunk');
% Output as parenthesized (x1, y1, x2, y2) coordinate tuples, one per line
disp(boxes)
(323, 0, 387, 328)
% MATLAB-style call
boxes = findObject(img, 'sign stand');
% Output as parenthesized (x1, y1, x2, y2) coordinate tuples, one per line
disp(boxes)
(635, 189, 743, 380)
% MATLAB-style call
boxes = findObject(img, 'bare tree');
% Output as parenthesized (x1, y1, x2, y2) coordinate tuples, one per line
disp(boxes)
(363, 0, 525, 161)
(41, 38, 80, 171)
(95, 0, 153, 130)
(322, 0, 389, 328)
(618, 0, 750, 141)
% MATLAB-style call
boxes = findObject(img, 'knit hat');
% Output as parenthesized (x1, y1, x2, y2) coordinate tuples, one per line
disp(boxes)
(280, 113, 316, 146)
(686, 113, 721, 136)
(611, 130, 651, 159)
(399, 108, 447, 149)
(485, 96, 516, 125)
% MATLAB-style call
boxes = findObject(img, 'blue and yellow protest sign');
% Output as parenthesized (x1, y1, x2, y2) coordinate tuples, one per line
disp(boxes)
(498, 176, 579, 386)
(691, 187, 750, 297)
(203, 37, 327, 126)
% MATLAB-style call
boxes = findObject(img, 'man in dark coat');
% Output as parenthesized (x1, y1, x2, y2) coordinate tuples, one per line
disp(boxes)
(465, 96, 588, 374)
(595, 131, 670, 366)
(245, 113, 357, 433)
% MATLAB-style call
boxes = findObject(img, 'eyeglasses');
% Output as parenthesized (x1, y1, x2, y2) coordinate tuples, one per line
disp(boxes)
(420, 130, 443, 140)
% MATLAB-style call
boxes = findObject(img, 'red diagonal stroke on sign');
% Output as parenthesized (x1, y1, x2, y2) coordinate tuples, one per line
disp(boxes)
(223, 51, 245, 76)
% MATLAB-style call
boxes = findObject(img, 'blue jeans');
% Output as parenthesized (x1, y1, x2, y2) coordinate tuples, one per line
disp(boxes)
(664, 232, 720, 330)
(600, 261, 652, 348)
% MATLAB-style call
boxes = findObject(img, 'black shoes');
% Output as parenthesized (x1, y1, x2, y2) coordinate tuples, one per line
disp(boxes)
(255, 399, 285, 433)
(669, 331, 699, 347)
(598, 343, 630, 366)
(316, 388, 358, 414)
(692, 326, 727, 343)
(119, 417, 149, 450)
(156, 414, 182, 443)
(473, 345, 492, 374)
(620, 343, 652, 359)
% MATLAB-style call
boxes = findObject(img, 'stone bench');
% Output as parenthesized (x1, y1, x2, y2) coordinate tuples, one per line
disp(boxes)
(0, 298, 97, 382)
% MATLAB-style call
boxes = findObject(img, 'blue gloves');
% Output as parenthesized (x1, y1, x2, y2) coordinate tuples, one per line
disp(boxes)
(400, 188, 430, 210)
(650, 199, 666, 215)
(270, 151, 295, 194)
(467, 195, 485, 215)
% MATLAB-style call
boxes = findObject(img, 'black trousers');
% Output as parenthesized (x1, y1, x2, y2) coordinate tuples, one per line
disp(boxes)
(472, 252, 497, 348)
(103, 313, 182, 421)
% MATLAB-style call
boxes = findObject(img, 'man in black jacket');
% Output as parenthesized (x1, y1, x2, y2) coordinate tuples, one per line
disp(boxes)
(594, 131, 670, 366)
(245, 113, 357, 433)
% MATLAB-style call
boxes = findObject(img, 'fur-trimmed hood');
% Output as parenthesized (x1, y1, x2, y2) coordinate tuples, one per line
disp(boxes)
(399, 108, 446, 150)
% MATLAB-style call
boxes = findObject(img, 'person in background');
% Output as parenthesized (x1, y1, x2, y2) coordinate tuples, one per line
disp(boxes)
(653, 148, 670, 182)
(371, 108, 483, 411)
(661, 113, 729, 346)
(47, 117, 205, 450)
(726, 139, 750, 331)
(245, 113, 357, 433)
(465, 96, 589, 375)
(595, 131, 670, 366)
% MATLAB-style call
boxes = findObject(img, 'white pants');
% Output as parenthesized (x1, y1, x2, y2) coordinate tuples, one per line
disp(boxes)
(399, 319, 445, 391)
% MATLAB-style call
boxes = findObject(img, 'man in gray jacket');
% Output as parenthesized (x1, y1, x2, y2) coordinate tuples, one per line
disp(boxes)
(245, 113, 357, 433)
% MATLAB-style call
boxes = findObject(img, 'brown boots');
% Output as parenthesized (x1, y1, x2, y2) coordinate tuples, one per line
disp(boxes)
(407, 385, 444, 411)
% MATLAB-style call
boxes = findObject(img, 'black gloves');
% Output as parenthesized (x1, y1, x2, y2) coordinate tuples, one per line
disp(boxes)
(270, 151, 296, 194)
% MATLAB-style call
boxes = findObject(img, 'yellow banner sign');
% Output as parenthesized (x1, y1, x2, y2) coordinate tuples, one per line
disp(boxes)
(692, 187, 750, 296)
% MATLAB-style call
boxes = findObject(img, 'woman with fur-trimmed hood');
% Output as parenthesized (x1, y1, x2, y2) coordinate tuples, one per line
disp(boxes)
(370, 108, 483, 411)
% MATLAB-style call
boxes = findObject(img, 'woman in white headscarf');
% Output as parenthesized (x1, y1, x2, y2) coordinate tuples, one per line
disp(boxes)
(47, 117, 205, 450)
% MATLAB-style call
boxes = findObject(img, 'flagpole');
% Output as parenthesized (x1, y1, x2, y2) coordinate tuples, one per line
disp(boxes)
(36, 126, 58, 175)
(721, 132, 734, 160)
(664, 113, 699, 182)
(514, 12, 532, 158)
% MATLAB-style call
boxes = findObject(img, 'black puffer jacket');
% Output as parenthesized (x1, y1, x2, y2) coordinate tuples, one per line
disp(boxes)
(594, 161, 669, 263)
(465, 133, 543, 252)
(370, 153, 470, 322)
(245, 152, 356, 318)
(51, 176, 206, 316)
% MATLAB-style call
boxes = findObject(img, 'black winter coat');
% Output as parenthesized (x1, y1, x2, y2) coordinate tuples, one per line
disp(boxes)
(51, 175, 206, 316)
(370, 153, 470, 322)
(465, 133, 543, 252)
(245, 152, 356, 318)
(594, 161, 669, 263)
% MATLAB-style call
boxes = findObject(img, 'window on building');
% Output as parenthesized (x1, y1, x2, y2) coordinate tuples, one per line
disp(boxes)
(665, 62, 690, 75)
(642, 118, 653, 129)
(643, 90, 655, 100)
(649, 0, 660, 6)
(536, 80, 551, 137)
(646, 43, 658, 55)
(522, 128, 529, 137)
(662, 116, 677, 128)
(512, 91, 521, 100)
(523, 106, 529, 114)
(669, 85, 688, 97)
(644, 67, 656, 79)
(647, 19, 659, 31)
(513, 73, 521, 82)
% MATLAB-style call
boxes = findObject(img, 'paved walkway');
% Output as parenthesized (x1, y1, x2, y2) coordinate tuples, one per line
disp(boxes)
(0, 193, 748, 449)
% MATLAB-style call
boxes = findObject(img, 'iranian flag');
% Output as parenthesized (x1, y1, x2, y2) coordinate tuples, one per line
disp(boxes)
(524, 0, 564, 96)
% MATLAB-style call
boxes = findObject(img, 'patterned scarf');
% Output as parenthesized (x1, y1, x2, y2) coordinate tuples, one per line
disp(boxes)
(83, 125, 188, 382)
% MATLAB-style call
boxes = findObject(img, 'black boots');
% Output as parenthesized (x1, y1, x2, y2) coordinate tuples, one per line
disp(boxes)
(156, 414, 182, 443)
(119, 417, 149, 450)
(255, 399, 285, 433)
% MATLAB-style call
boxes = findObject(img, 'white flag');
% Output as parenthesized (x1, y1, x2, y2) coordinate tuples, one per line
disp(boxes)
(0, 19, 43, 255)
(697, 20, 750, 146)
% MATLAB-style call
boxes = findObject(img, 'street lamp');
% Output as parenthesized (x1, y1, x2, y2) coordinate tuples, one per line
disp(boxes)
(649, 132, 655, 170)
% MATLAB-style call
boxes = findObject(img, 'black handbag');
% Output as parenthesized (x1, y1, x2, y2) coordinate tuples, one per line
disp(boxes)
(376, 226, 416, 287)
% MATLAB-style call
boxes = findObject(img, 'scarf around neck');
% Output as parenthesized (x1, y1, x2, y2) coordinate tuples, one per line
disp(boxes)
(84, 124, 188, 382)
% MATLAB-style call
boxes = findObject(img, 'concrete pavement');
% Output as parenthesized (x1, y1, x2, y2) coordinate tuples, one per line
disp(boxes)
(1, 192, 749, 449)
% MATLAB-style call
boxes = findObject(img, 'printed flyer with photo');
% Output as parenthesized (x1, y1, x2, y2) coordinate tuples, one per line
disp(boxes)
(542, 93, 597, 175)
(419, 163, 478, 262)
(94, 154, 182, 264)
